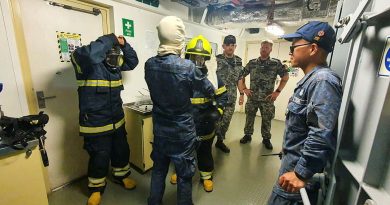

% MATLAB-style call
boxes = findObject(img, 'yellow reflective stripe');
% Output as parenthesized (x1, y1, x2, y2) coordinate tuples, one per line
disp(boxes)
(77, 80, 123, 87)
(199, 171, 213, 180)
(191, 98, 210, 104)
(115, 118, 125, 128)
(199, 131, 215, 141)
(218, 108, 223, 115)
(215, 86, 227, 95)
(71, 52, 82, 74)
(88, 177, 106, 188)
(112, 164, 131, 177)
(80, 118, 125, 134)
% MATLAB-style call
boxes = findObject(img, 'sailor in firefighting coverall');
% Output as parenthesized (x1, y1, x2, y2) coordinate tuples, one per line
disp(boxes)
(71, 33, 138, 205)
(145, 17, 217, 205)
(170, 35, 228, 192)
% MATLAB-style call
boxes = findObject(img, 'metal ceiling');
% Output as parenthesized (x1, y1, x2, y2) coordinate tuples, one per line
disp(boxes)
(173, 0, 339, 29)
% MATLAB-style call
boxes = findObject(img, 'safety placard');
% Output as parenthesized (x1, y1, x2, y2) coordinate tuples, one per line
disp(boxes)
(378, 37, 390, 77)
(57, 32, 82, 62)
(122, 18, 134, 37)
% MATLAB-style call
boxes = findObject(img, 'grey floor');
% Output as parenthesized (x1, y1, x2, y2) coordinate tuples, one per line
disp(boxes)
(48, 112, 286, 205)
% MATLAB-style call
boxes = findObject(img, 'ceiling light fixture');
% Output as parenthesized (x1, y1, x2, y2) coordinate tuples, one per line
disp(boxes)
(265, 24, 285, 36)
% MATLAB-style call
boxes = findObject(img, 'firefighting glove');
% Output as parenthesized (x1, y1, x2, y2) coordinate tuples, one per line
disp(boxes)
(199, 107, 221, 124)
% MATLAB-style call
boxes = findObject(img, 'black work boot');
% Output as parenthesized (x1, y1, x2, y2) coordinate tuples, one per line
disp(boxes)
(215, 139, 230, 153)
(240, 134, 252, 144)
(262, 139, 273, 150)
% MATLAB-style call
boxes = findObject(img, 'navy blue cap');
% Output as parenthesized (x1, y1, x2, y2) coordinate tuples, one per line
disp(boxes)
(280, 21, 336, 52)
(223, 35, 236, 45)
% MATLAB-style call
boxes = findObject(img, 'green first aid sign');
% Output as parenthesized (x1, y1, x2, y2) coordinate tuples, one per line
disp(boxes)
(122, 18, 134, 37)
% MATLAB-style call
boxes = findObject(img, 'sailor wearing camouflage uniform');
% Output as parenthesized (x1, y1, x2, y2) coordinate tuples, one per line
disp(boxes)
(214, 35, 243, 153)
(239, 40, 289, 150)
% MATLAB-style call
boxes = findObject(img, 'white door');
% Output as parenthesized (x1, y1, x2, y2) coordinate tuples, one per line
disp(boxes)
(18, 0, 108, 189)
(243, 41, 303, 121)
(0, 4, 25, 117)
(272, 41, 304, 121)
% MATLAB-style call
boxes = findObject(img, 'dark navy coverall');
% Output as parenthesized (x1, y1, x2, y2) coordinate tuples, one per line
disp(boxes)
(71, 33, 138, 193)
(145, 54, 215, 205)
(191, 74, 227, 180)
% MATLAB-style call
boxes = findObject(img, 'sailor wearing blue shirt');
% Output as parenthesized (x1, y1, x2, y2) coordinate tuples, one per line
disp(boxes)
(268, 21, 342, 205)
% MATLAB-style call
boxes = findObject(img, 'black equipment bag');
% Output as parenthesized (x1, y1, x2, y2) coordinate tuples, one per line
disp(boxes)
(0, 111, 49, 166)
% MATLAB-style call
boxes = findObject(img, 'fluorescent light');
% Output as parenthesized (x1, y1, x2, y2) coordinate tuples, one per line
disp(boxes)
(265, 24, 285, 36)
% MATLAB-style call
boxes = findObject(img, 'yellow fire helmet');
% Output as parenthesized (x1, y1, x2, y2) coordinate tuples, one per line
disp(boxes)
(185, 35, 212, 60)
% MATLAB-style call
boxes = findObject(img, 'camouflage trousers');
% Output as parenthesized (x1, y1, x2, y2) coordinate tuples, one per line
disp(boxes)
(244, 98, 275, 139)
(215, 103, 235, 140)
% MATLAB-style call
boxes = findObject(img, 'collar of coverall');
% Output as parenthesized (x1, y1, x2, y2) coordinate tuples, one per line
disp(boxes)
(157, 16, 186, 57)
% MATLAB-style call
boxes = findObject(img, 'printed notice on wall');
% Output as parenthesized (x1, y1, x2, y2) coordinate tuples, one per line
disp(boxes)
(378, 36, 390, 77)
(144, 30, 158, 58)
(288, 67, 299, 77)
(282, 60, 299, 77)
(57, 32, 82, 62)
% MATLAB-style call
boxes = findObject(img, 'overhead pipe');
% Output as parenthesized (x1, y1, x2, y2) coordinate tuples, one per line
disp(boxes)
(44, 0, 101, 16)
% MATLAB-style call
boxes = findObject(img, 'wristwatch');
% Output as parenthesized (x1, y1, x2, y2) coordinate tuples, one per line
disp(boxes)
(294, 171, 307, 181)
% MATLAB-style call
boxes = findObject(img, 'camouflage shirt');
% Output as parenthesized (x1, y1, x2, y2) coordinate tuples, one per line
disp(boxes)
(242, 57, 287, 100)
(216, 54, 243, 104)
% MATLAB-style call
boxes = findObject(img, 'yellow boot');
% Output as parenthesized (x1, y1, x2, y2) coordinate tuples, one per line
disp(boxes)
(203, 179, 213, 192)
(170, 173, 177, 185)
(87, 192, 101, 205)
(122, 177, 137, 190)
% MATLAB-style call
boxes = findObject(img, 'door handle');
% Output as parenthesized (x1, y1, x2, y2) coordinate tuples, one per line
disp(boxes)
(38, 96, 57, 100)
(36, 91, 56, 109)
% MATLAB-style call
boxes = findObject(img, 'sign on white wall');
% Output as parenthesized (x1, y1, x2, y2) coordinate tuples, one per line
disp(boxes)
(122, 18, 134, 37)
(56, 32, 81, 62)
(378, 36, 390, 77)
